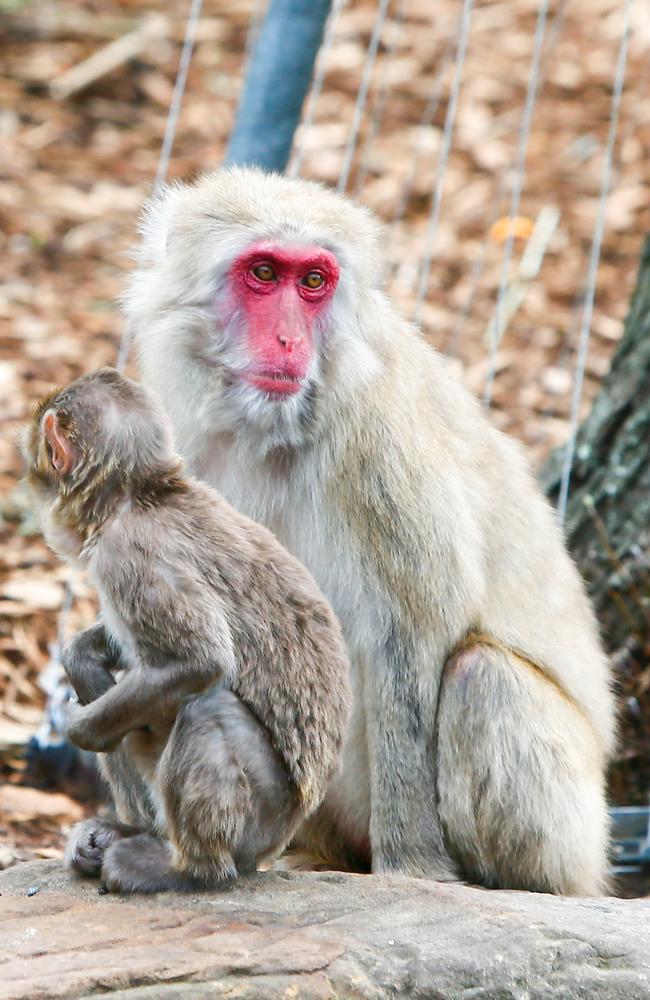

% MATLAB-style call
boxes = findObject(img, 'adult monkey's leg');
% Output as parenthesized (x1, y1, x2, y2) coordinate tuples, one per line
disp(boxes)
(366, 633, 461, 881)
(436, 637, 609, 895)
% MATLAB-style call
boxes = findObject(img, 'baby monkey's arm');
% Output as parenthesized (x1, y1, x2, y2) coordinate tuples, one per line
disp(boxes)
(65, 651, 227, 753)
(64, 614, 233, 754)
(65, 533, 239, 753)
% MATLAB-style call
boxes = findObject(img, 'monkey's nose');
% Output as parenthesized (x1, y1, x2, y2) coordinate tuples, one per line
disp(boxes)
(278, 333, 303, 353)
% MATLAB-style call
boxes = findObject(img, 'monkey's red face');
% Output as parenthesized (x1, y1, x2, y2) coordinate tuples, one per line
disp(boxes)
(222, 242, 340, 399)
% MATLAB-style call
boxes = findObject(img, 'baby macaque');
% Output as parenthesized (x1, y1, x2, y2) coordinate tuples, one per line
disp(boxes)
(23, 368, 351, 892)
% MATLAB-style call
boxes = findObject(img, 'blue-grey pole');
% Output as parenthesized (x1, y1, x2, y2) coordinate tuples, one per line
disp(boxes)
(225, 0, 332, 173)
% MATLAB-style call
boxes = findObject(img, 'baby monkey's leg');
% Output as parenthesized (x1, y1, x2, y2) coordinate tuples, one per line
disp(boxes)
(63, 624, 148, 879)
(66, 750, 160, 878)
(101, 688, 300, 893)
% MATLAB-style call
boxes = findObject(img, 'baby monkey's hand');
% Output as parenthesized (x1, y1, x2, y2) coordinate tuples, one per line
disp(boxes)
(66, 700, 123, 754)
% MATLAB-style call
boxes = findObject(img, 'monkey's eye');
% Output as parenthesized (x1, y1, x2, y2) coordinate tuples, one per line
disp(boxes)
(251, 263, 277, 282)
(301, 271, 325, 290)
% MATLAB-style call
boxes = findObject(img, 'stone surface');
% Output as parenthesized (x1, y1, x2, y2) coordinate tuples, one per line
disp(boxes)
(1, 861, 649, 999)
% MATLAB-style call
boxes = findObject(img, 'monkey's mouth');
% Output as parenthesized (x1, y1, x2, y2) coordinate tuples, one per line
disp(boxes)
(242, 373, 304, 398)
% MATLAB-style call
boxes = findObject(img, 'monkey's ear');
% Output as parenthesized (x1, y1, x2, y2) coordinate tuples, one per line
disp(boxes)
(42, 410, 76, 476)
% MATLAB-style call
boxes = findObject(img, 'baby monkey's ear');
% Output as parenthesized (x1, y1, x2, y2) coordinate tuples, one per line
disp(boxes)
(42, 410, 76, 476)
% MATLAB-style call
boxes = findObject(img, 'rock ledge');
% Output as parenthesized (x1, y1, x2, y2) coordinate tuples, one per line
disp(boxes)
(1, 860, 649, 999)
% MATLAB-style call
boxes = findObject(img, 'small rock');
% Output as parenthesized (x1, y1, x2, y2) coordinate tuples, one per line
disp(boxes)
(541, 366, 572, 396)
(0, 846, 17, 871)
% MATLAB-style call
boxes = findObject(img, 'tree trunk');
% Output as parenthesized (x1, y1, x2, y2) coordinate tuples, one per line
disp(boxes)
(541, 235, 650, 805)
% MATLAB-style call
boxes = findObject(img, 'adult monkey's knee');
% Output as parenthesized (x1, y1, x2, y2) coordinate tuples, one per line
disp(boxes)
(437, 638, 609, 896)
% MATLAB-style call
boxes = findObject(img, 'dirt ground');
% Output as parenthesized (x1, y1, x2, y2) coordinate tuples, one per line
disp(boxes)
(1, 0, 649, 865)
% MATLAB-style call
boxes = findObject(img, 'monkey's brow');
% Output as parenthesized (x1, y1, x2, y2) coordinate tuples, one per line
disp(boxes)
(202, 210, 259, 230)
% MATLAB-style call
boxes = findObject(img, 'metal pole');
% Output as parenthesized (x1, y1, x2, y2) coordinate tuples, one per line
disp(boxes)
(226, 0, 333, 172)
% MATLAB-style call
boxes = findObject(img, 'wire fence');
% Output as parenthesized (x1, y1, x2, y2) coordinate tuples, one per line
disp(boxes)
(20, 0, 645, 750)
(279, 0, 637, 502)
(288, 0, 641, 469)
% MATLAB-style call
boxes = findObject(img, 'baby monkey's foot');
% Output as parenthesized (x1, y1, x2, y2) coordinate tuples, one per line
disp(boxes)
(102, 833, 236, 892)
(101, 833, 210, 894)
(65, 817, 141, 877)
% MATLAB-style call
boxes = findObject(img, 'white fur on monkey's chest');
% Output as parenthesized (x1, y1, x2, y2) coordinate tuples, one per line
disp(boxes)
(196, 435, 373, 837)
(196, 435, 374, 647)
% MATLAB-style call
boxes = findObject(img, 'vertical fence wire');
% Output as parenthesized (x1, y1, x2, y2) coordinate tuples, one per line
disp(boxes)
(337, 0, 392, 193)
(556, 0, 634, 525)
(288, 0, 344, 178)
(482, 0, 550, 407)
(443, 176, 510, 356)
(242, 0, 267, 66)
(116, 0, 204, 374)
(389, 32, 457, 232)
(447, 0, 569, 358)
(353, 0, 406, 195)
(153, 0, 205, 198)
(413, 0, 474, 324)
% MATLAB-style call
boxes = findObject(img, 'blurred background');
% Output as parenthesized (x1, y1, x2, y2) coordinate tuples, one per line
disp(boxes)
(1, 0, 649, 879)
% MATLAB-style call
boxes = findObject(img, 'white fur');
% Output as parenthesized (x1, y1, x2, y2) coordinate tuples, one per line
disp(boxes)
(126, 167, 615, 885)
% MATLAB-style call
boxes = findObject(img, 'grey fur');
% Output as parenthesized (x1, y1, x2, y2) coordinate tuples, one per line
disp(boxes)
(25, 368, 352, 893)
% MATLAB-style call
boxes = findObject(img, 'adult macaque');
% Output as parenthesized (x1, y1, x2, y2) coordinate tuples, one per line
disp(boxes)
(127, 167, 615, 895)
(24, 368, 351, 892)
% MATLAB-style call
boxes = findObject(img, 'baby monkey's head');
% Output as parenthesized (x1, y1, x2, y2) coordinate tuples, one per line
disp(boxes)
(24, 368, 178, 527)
